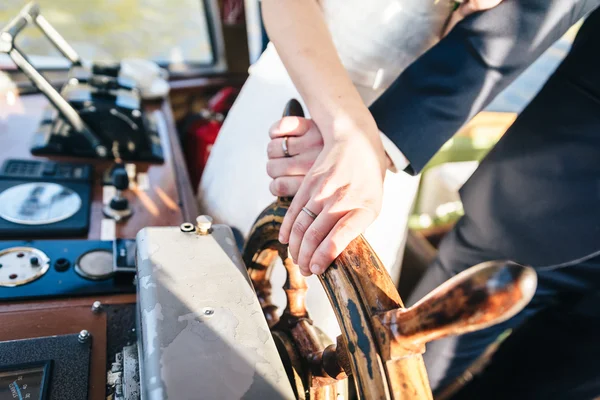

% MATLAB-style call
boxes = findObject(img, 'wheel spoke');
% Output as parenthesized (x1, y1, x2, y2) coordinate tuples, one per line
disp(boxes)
(282, 256, 309, 318)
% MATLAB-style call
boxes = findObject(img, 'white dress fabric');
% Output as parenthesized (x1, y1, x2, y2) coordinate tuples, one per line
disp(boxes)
(198, 0, 451, 339)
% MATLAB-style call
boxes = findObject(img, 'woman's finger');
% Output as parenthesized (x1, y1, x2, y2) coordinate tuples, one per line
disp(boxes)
(267, 136, 297, 158)
(279, 178, 312, 244)
(288, 199, 324, 274)
(296, 203, 346, 273)
(269, 116, 311, 139)
(266, 150, 320, 178)
(267, 133, 324, 159)
(309, 208, 374, 275)
(269, 176, 303, 197)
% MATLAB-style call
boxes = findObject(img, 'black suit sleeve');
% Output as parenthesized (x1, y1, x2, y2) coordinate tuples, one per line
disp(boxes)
(369, 0, 599, 174)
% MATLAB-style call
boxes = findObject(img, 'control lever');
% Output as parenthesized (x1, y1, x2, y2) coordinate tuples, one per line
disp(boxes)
(373, 260, 537, 357)
(0, 2, 106, 157)
(103, 166, 133, 222)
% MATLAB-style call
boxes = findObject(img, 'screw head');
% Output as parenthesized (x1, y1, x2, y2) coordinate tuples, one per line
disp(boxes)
(91, 301, 102, 314)
(78, 329, 91, 343)
(203, 307, 215, 316)
(180, 222, 195, 232)
(96, 146, 108, 157)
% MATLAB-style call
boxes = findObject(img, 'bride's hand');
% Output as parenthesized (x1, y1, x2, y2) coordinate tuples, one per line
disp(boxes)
(267, 116, 324, 197)
(268, 115, 387, 276)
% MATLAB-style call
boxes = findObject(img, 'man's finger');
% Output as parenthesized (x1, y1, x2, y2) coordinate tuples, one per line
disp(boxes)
(279, 180, 311, 244)
(269, 117, 311, 139)
(269, 176, 303, 197)
(309, 209, 373, 275)
(296, 204, 346, 273)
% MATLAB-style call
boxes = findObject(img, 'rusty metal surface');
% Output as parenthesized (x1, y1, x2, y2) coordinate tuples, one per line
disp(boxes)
(136, 224, 294, 400)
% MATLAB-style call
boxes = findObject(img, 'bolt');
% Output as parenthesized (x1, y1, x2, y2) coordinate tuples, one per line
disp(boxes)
(203, 307, 215, 316)
(180, 222, 195, 233)
(91, 301, 103, 314)
(96, 146, 108, 157)
(78, 330, 91, 343)
(30, 257, 39, 266)
(196, 215, 213, 235)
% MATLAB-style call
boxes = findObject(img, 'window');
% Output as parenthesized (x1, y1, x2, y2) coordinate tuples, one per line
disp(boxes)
(0, 0, 225, 73)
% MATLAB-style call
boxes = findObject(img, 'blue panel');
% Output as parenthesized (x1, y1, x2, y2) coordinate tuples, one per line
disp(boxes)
(0, 240, 135, 302)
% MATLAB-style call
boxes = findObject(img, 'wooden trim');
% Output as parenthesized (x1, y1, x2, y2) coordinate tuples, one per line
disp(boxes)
(161, 99, 199, 222)
(0, 294, 136, 313)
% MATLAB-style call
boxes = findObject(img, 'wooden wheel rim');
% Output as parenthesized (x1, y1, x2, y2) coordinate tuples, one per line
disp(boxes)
(243, 199, 412, 399)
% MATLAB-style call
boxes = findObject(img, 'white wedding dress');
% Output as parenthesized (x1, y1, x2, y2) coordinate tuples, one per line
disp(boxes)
(198, 0, 453, 339)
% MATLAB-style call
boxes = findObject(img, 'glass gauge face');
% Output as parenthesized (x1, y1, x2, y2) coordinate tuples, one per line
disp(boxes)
(0, 182, 81, 225)
(0, 365, 47, 400)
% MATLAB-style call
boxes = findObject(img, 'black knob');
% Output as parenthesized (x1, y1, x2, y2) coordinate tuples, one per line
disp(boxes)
(112, 168, 130, 191)
(282, 99, 305, 118)
(92, 61, 121, 77)
(54, 258, 71, 272)
(30, 257, 39, 266)
(110, 197, 129, 211)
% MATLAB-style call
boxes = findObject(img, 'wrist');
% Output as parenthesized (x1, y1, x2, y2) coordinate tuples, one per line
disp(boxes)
(320, 110, 380, 144)
(324, 119, 389, 176)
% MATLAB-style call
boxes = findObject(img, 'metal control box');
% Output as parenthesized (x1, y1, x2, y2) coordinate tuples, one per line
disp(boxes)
(136, 224, 294, 400)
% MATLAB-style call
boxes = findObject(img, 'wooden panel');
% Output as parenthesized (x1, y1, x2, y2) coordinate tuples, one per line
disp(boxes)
(0, 93, 197, 239)
(0, 294, 135, 399)
(0, 296, 120, 400)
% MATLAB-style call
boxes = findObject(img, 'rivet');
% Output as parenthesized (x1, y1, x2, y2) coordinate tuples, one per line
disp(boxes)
(78, 330, 91, 343)
(203, 307, 215, 316)
(91, 301, 102, 314)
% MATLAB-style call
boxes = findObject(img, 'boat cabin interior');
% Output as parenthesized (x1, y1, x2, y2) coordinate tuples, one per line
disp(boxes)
(0, 2, 569, 399)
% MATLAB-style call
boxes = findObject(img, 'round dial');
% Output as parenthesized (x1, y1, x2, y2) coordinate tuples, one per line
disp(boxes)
(75, 250, 114, 280)
(0, 247, 50, 287)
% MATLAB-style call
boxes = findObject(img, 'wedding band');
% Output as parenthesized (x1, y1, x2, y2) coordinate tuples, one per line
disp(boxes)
(282, 137, 291, 157)
(301, 207, 318, 219)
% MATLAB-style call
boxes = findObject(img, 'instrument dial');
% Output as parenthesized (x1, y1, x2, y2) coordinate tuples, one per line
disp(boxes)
(0, 182, 81, 225)
(0, 365, 48, 400)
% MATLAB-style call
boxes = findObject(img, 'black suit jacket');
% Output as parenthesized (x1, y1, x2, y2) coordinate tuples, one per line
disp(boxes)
(370, 0, 600, 267)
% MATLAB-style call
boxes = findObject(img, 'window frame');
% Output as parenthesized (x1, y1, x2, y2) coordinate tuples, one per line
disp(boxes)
(0, 0, 228, 83)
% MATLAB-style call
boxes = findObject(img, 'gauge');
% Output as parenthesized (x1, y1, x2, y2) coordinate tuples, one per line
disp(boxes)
(0, 363, 50, 400)
(0, 182, 82, 225)
(75, 249, 114, 280)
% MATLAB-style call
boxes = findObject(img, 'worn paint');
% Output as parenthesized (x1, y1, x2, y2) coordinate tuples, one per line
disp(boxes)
(136, 225, 295, 400)
(346, 299, 373, 379)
